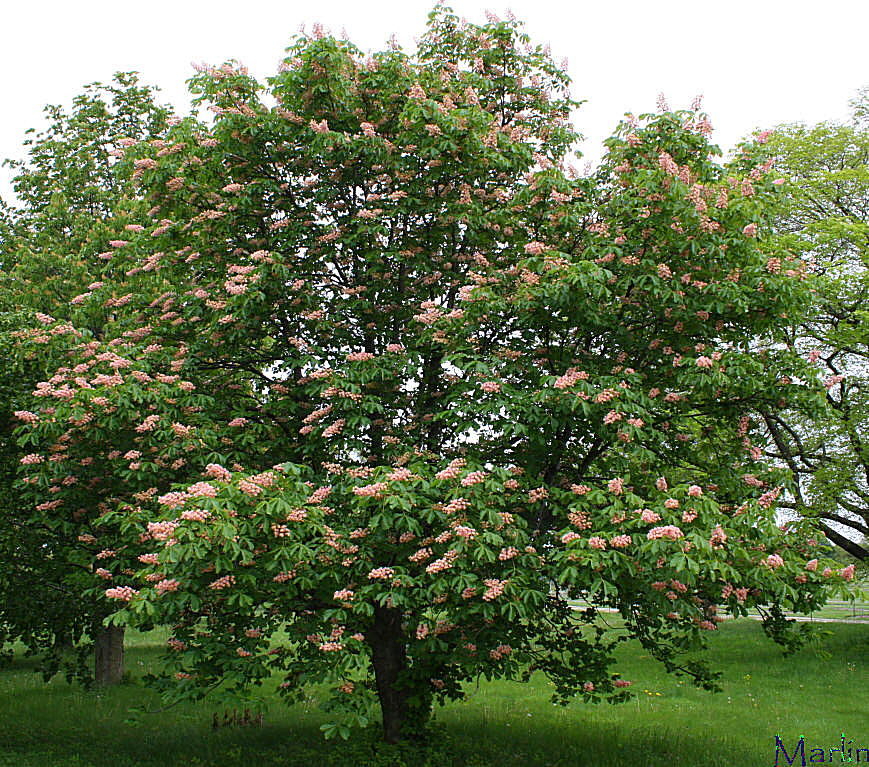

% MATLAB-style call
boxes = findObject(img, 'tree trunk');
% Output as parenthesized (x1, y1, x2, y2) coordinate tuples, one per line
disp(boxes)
(370, 605, 410, 743)
(94, 625, 124, 686)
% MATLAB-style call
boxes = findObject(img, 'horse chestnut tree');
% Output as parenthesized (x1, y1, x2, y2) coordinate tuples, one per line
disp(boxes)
(12, 8, 853, 743)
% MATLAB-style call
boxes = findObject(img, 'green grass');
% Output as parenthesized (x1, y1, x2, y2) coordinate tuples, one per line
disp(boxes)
(0, 620, 866, 767)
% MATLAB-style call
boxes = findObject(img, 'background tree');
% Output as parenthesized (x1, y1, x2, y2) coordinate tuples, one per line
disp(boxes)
(13, 9, 853, 741)
(751, 91, 869, 561)
(0, 74, 174, 684)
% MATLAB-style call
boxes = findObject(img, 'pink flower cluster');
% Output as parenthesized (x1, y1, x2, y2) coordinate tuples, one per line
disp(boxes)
(209, 575, 236, 590)
(155, 579, 179, 594)
(647, 526, 684, 540)
(436, 458, 466, 480)
(187, 482, 218, 498)
(528, 487, 549, 502)
(353, 482, 388, 498)
(147, 521, 179, 541)
(368, 567, 394, 580)
(482, 579, 507, 601)
(105, 586, 137, 601)
(461, 470, 488, 487)
(607, 477, 624, 495)
(426, 550, 459, 573)
(554, 368, 588, 389)
(135, 414, 160, 432)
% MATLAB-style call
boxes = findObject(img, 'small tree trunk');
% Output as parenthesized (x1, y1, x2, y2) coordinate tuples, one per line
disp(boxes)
(94, 625, 124, 686)
(371, 604, 425, 743)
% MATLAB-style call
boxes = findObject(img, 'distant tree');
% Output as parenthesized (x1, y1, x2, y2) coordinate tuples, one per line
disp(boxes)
(751, 91, 869, 560)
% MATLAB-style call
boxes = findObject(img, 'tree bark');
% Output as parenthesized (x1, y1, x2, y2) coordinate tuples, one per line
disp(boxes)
(370, 605, 409, 743)
(368, 604, 435, 743)
(94, 625, 124, 686)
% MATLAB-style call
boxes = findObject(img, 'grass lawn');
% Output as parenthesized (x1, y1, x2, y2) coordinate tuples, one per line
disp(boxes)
(0, 620, 866, 767)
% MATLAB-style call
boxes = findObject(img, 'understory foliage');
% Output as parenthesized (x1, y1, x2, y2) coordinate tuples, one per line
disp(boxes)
(7, 8, 855, 742)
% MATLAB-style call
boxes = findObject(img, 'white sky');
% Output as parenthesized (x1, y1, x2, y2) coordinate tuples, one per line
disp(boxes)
(1, 0, 867, 203)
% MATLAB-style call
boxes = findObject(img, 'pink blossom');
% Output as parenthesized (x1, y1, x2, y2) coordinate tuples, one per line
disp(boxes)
(105, 586, 138, 601)
(647, 525, 684, 541)
(353, 482, 388, 498)
(147, 521, 179, 541)
(461, 470, 487, 487)
(155, 579, 179, 594)
(695, 356, 713, 369)
(805, 559, 818, 572)
(840, 564, 856, 581)
(655, 477, 668, 492)
(764, 554, 784, 568)
(480, 381, 501, 393)
(158, 491, 189, 509)
(482, 578, 506, 601)
(238, 479, 263, 496)
(187, 482, 218, 498)
(528, 487, 549, 502)
(208, 575, 236, 590)
(368, 567, 394, 580)
(687, 485, 703, 497)
(205, 463, 232, 482)
(553, 368, 588, 389)
(742, 223, 758, 237)
(455, 525, 478, 539)
(588, 536, 607, 550)
(607, 477, 624, 495)
(610, 535, 631, 548)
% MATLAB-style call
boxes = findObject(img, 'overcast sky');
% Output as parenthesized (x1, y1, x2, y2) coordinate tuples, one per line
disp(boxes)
(1, 0, 866, 202)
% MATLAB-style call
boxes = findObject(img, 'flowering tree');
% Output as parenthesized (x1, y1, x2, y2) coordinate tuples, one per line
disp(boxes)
(12, 8, 854, 741)
(0, 74, 174, 683)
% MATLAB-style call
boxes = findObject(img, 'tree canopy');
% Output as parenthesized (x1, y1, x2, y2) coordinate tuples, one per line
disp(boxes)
(3, 7, 855, 742)
(753, 92, 869, 560)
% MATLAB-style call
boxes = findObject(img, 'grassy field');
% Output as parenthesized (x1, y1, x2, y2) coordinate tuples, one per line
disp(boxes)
(0, 620, 866, 767)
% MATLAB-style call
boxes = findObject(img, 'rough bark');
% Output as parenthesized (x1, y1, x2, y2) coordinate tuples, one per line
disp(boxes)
(94, 625, 124, 686)
(369, 605, 411, 743)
